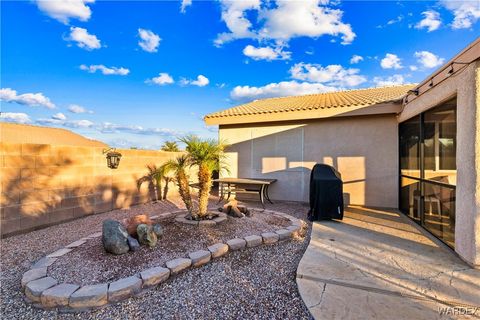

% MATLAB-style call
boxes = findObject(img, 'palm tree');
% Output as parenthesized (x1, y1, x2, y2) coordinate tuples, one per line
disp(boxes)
(137, 165, 162, 201)
(161, 141, 180, 152)
(164, 155, 193, 213)
(180, 135, 228, 218)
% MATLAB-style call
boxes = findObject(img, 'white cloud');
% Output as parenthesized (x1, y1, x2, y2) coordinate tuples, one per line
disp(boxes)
(0, 88, 55, 109)
(35, 0, 94, 24)
(0, 112, 31, 124)
(230, 81, 338, 101)
(415, 10, 441, 32)
(181, 75, 210, 87)
(99, 122, 178, 136)
(80, 64, 130, 75)
(67, 27, 101, 50)
(350, 55, 363, 64)
(409, 65, 418, 71)
(65, 119, 94, 128)
(68, 104, 93, 114)
(414, 51, 445, 68)
(373, 74, 406, 86)
(290, 63, 367, 87)
(138, 28, 161, 53)
(147, 73, 174, 86)
(387, 15, 404, 25)
(242, 45, 291, 61)
(441, 0, 480, 29)
(180, 0, 192, 13)
(52, 112, 66, 120)
(215, 0, 355, 46)
(380, 53, 403, 69)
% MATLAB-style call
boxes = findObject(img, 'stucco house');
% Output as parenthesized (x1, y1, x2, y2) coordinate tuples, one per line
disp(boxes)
(205, 37, 480, 268)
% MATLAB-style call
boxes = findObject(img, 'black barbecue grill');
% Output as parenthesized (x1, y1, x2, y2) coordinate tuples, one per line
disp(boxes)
(308, 163, 344, 221)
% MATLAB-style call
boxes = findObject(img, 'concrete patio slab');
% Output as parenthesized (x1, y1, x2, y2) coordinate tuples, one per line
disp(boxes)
(297, 206, 480, 319)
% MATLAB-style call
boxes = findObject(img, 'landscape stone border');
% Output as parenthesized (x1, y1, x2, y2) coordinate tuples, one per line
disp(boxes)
(21, 208, 306, 312)
(174, 212, 228, 226)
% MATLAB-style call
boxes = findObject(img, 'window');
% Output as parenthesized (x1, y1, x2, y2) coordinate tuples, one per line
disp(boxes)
(399, 98, 456, 248)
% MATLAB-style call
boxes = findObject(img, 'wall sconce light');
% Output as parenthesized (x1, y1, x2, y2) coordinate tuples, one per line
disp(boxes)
(103, 148, 122, 169)
(448, 64, 454, 75)
(409, 89, 420, 96)
(429, 78, 434, 87)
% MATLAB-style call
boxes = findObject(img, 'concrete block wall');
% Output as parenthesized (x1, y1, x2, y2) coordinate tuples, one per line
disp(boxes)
(0, 143, 185, 237)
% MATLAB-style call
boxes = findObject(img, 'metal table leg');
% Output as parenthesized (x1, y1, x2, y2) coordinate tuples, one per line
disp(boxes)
(264, 184, 274, 204)
(259, 184, 266, 208)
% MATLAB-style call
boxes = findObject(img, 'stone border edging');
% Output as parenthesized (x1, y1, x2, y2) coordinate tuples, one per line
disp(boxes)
(21, 208, 306, 312)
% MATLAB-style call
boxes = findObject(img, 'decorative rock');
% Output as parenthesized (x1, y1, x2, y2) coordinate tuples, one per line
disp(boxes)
(245, 235, 262, 247)
(108, 276, 142, 303)
(65, 239, 86, 248)
(152, 223, 163, 237)
(287, 225, 301, 233)
(226, 238, 246, 250)
(137, 224, 157, 247)
(244, 209, 254, 217)
(31, 257, 57, 269)
(166, 258, 192, 274)
(199, 220, 216, 227)
(188, 250, 211, 267)
(213, 216, 227, 224)
(262, 232, 279, 244)
(175, 216, 198, 225)
(291, 219, 304, 227)
(140, 266, 170, 288)
(47, 248, 73, 258)
(21, 267, 47, 288)
(208, 243, 229, 258)
(69, 284, 108, 309)
(124, 214, 152, 236)
(25, 277, 58, 302)
(230, 206, 245, 218)
(127, 236, 140, 252)
(40, 283, 79, 308)
(275, 229, 292, 240)
(102, 219, 129, 255)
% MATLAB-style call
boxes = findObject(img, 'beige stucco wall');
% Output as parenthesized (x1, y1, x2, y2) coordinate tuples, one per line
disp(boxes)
(399, 61, 480, 268)
(219, 114, 399, 208)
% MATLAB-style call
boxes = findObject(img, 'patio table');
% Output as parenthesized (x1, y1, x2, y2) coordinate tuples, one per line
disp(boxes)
(214, 177, 277, 208)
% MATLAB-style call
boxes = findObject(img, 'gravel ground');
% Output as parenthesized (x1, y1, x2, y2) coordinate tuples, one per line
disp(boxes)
(1, 197, 312, 320)
(49, 208, 291, 285)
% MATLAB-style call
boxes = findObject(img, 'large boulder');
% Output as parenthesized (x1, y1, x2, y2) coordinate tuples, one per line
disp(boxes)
(124, 214, 152, 237)
(137, 224, 157, 248)
(102, 220, 129, 255)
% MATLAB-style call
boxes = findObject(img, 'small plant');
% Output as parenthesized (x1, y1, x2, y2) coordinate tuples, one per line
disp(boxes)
(164, 155, 194, 213)
(180, 135, 228, 219)
(161, 141, 180, 152)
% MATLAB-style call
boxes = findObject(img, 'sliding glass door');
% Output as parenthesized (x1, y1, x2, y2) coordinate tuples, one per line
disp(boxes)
(399, 98, 456, 248)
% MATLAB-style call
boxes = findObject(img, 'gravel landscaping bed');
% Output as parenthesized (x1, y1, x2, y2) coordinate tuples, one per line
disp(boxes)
(1, 197, 312, 319)
(49, 209, 291, 286)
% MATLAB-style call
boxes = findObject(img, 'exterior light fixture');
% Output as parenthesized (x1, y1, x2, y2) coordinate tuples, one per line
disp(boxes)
(448, 64, 454, 75)
(408, 89, 419, 96)
(103, 148, 122, 169)
(429, 78, 434, 87)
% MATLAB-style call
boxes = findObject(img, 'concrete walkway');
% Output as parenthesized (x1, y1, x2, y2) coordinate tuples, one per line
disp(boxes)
(297, 206, 480, 320)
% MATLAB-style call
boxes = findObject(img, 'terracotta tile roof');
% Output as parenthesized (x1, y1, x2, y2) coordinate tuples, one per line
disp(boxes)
(205, 84, 415, 124)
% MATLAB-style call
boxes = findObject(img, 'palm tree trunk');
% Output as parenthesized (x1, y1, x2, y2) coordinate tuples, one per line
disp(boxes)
(177, 170, 193, 213)
(198, 164, 211, 217)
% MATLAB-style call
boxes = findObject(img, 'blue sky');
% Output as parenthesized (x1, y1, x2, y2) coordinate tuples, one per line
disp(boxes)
(1, 0, 479, 149)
